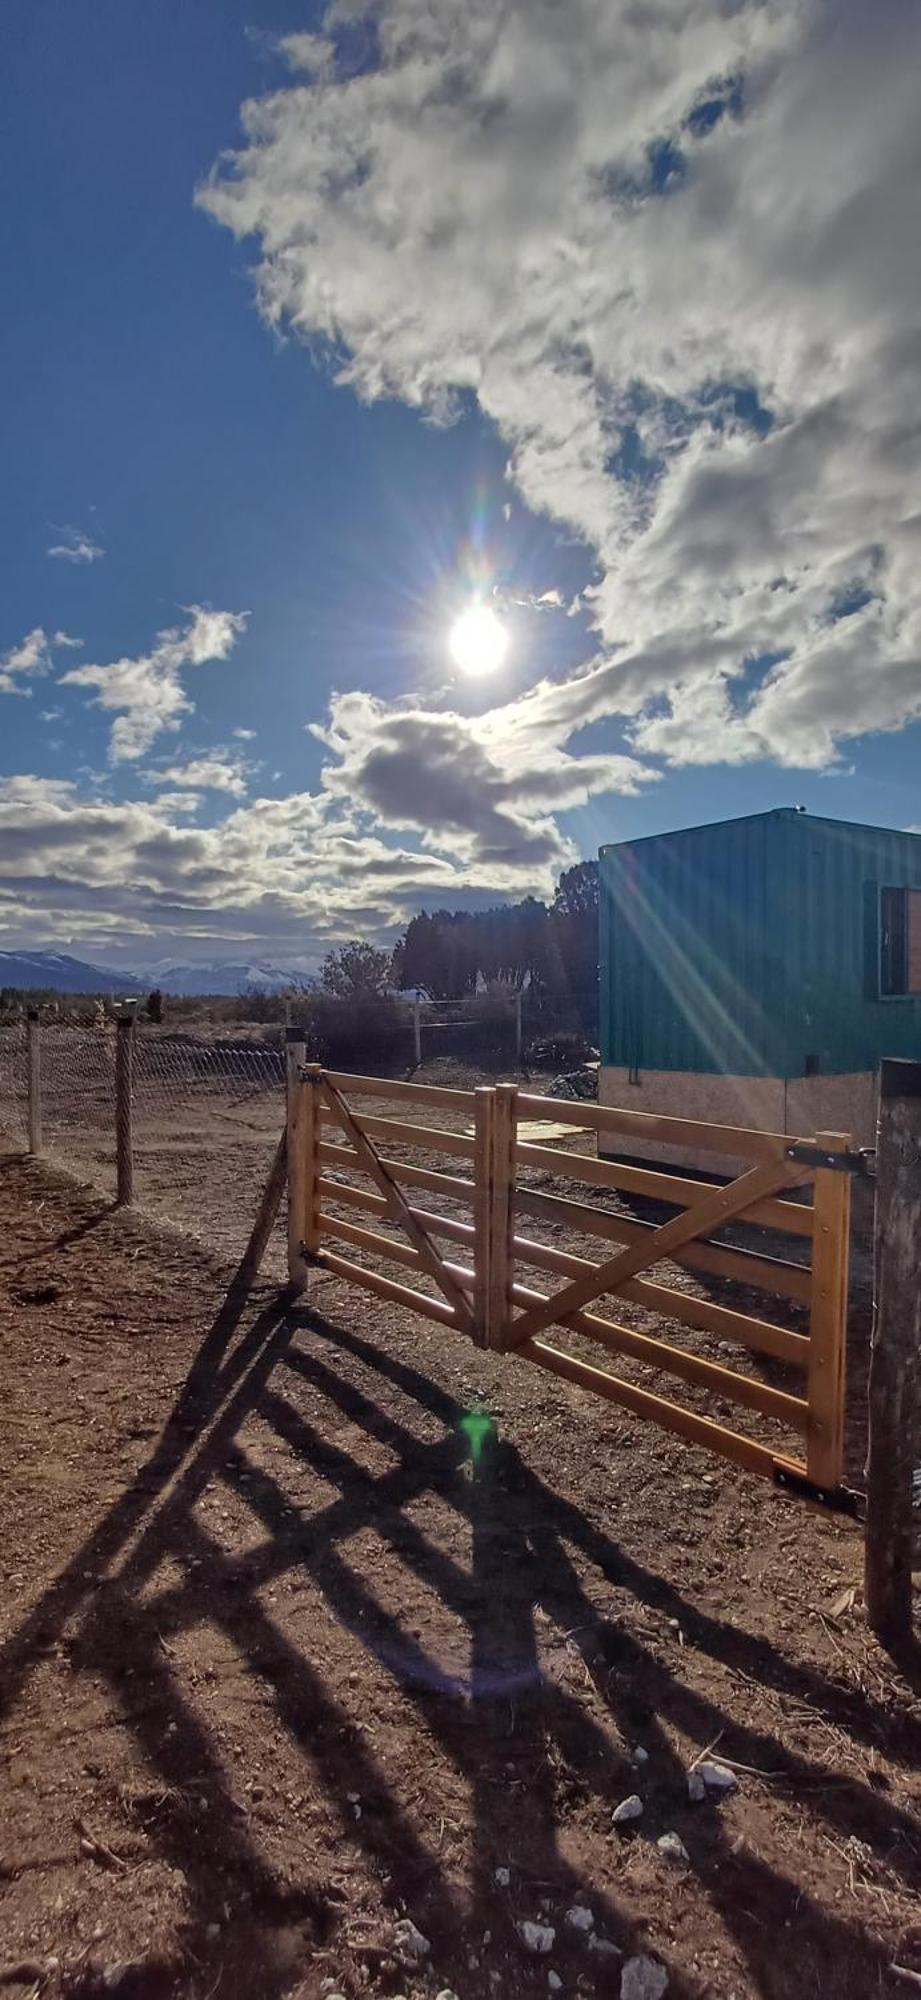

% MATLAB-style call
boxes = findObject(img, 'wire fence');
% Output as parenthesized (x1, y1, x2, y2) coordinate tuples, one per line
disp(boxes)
(0, 1019, 287, 1273)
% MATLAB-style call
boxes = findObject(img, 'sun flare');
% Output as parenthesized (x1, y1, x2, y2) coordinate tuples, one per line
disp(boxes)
(448, 601, 509, 678)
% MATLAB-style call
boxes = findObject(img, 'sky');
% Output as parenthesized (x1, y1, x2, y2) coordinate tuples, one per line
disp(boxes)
(2, 0, 920, 973)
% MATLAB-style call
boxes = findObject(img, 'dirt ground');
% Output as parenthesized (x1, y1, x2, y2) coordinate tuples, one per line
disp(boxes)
(3, 1151, 921, 2000)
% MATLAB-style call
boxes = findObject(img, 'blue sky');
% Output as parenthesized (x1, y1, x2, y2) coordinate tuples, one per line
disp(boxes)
(2, 0, 919, 970)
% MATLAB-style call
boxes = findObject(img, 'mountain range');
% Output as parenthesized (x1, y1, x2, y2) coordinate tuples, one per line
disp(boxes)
(0, 950, 314, 997)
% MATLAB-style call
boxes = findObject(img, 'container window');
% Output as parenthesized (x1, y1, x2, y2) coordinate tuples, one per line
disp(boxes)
(880, 886, 921, 995)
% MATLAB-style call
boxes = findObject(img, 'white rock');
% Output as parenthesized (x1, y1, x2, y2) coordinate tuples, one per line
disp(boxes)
(518, 1921, 556, 1955)
(589, 1937, 622, 1960)
(392, 1917, 431, 1964)
(612, 1793, 644, 1825)
(656, 1832, 689, 1865)
(621, 1954, 669, 2000)
(548, 1975, 563, 1993)
(435, 1990, 460, 1999)
(565, 1905, 594, 1934)
(631, 1745, 649, 1767)
(494, 1865, 511, 1887)
(687, 1770, 706, 1803)
(698, 1760, 738, 1793)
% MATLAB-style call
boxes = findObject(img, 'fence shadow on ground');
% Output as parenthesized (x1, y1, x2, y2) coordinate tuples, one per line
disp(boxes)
(2, 1270, 920, 1999)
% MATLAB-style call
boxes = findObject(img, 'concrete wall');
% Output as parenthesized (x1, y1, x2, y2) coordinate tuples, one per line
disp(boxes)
(598, 1064, 877, 1173)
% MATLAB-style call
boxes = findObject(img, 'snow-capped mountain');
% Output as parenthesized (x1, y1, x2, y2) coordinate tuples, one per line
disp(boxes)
(0, 950, 141, 994)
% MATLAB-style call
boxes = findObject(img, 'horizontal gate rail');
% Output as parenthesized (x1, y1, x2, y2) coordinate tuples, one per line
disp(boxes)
(514, 1139, 814, 1235)
(281, 1056, 852, 1501)
(514, 1182, 813, 1304)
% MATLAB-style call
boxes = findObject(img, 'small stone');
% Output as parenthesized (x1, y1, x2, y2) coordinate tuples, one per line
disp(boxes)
(621, 1954, 669, 2000)
(518, 1921, 556, 1955)
(590, 1937, 622, 1960)
(548, 1975, 563, 1993)
(494, 1865, 511, 1887)
(565, 1905, 594, 1934)
(205, 1923, 221, 1941)
(435, 1991, 459, 1999)
(612, 1793, 643, 1826)
(698, 1760, 738, 1793)
(393, 1917, 430, 1964)
(687, 1770, 706, 1803)
(667, 1618, 680, 1632)
(656, 1832, 689, 1865)
(631, 1745, 649, 1767)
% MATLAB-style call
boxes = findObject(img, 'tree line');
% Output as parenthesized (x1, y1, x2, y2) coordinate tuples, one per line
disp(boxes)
(319, 860, 599, 1005)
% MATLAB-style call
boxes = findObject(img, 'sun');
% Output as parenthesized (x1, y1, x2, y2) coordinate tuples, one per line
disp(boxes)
(448, 601, 509, 678)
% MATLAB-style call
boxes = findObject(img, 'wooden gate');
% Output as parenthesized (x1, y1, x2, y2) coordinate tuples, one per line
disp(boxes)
(272, 1054, 855, 1508)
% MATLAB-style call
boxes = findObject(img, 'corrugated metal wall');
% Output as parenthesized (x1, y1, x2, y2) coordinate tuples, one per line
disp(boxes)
(599, 809, 921, 1078)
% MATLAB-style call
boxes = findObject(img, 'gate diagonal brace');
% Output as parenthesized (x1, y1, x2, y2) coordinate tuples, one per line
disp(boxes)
(319, 1076, 475, 1334)
(506, 1156, 805, 1350)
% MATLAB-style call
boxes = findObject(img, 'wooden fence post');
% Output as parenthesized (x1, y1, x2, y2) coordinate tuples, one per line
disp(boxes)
(412, 999, 422, 1070)
(302, 1062, 322, 1258)
(473, 1087, 494, 1346)
(806, 1131, 851, 1489)
(286, 1031, 308, 1291)
(473, 1085, 518, 1349)
(115, 1010, 135, 1206)
(866, 1059, 921, 1645)
(490, 1082, 517, 1347)
(27, 1008, 42, 1156)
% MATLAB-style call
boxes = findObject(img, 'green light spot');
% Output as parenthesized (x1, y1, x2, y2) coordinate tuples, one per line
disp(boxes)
(459, 1409, 496, 1466)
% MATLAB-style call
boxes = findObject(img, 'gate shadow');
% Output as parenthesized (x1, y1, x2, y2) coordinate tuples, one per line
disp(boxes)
(3, 1279, 920, 2000)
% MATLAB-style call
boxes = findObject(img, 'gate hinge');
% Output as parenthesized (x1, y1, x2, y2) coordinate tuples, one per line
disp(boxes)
(784, 1142, 875, 1177)
(772, 1463, 865, 1518)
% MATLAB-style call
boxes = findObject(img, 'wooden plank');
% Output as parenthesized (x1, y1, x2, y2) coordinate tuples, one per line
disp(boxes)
(516, 1140, 813, 1236)
(512, 1233, 809, 1366)
(316, 1247, 462, 1327)
(320, 1104, 476, 1158)
(516, 1091, 793, 1158)
(325, 1068, 475, 1109)
(509, 1156, 804, 1349)
(866, 1063, 921, 1641)
(321, 1079, 474, 1330)
(508, 1277, 809, 1431)
(490, 1084, 517, 1349)
(519, 1338, 795, 1480)
(236, 1130, 287, 1284)
(806, 1131, 851, 1488)
(302, 1063, 322, 1255)
(286, 1037, 308, 1290)
(320, 1209, 422, 1271)
(319, 1140, 476, 1208)
(115, 1011, 135, 1206)
(514, 1183, 813, 1304)
(473, 1087, 494, 1346)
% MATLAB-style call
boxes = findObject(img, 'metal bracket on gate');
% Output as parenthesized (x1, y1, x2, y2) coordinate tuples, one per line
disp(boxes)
(784, 1142, 876, 1177)
(772, 1463, 865, 1519)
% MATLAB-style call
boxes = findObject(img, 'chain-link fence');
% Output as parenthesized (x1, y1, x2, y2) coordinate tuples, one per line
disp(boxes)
(0, 1020, 287, 1273)
(0, 1019, 27, 1147)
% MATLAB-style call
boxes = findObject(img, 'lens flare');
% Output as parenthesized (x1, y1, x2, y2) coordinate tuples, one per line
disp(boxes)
(448, 601, 508, 677)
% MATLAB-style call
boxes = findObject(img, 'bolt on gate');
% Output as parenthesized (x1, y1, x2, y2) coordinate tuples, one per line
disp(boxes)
(269, 1048, 854, 1508)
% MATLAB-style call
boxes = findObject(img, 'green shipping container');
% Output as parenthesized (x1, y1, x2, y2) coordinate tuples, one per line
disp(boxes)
(599, 808, 921, 1079)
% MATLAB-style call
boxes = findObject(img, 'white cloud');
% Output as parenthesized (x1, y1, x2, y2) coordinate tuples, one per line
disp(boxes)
(0, 627, 80, 696)
(156, 753, 250, 797)
(199, 0, 921, 776)
(60, 606, 248, 762)
(47, 524, 105, 564)
(232, 727, 257, 741)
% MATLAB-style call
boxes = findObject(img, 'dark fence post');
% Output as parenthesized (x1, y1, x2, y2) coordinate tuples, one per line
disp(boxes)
(27, 1008, 42, 1156)
(115, 1010, 135, 1206)
(865, 1058, 921, 1645)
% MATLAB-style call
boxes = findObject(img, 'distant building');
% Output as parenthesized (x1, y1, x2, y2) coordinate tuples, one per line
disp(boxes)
(598, 808, 921, 1151)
